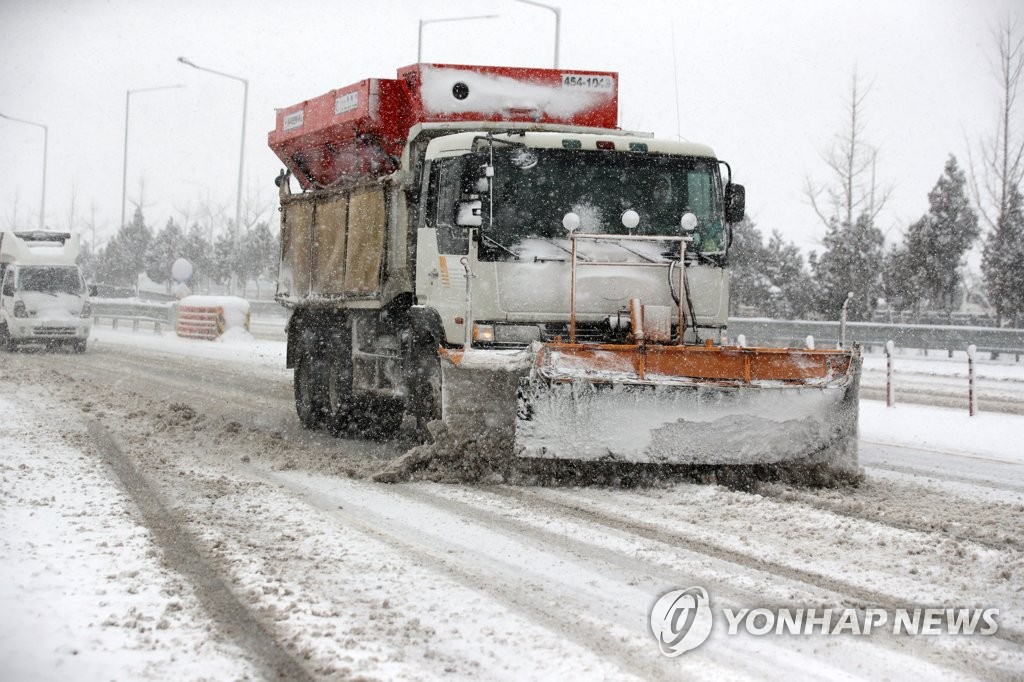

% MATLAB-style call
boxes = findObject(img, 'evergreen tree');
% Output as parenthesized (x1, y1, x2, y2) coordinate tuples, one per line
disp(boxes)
(981, 184, 1024, 325)
(880, 243, 921, 316)
(238, 221, 278, 298)
(811, 214, 885, 321)
(212, 231, 238, 289)
(96, 207, 151, 287)
(897, 156, 979, 314)
(728, 217, 814, 319)
(762, 231, 814, 319)
(727, 215, 768, 315)
(144, 218, 186, 286)
(183, 223, 213, 291)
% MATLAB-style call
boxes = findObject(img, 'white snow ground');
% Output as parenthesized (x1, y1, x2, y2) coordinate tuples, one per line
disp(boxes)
(2, 325, 1024, 679)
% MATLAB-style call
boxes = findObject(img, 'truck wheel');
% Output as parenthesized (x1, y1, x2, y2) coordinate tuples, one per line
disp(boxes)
(294, 352, 329, 429)
(325, 348, 354, 435)
(407, 343, 442, 433)
(73, 339, 87, 354)
(353, 396, 405, 439)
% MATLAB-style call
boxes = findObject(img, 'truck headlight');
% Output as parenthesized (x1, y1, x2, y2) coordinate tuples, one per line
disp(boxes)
(13, 301, 28, 318)
(472, 323, 495, 343)
(80, 301, 92, 318)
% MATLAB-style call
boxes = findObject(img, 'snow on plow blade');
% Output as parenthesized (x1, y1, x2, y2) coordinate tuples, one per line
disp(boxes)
(441, 343, 861, 473)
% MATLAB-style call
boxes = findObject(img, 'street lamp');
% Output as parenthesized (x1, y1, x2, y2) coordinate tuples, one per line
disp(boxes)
(177, 56, 248, 244)
(418, 14, 499, 62)
(0, 112, 48, 230)
(121, 85, 184, 229)
(512, 0, 561, 68)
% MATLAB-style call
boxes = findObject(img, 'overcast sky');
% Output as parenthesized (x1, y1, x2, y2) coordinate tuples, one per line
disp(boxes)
(0, 0, 1018, 258)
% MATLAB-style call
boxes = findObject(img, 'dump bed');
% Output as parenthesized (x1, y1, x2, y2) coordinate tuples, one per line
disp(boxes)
(268, 63, 619, 189)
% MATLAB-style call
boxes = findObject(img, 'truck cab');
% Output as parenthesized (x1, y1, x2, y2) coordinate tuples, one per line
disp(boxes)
(0, 231, 92, 352)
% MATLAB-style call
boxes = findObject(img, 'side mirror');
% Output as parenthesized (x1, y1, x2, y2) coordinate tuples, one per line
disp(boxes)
(88, 284, 99, 298)
(725, 183, 745, 224)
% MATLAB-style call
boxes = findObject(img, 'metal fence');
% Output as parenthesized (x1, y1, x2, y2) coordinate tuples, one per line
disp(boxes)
(87, 301, 1024, 358)
(729, 318, 1024, 358)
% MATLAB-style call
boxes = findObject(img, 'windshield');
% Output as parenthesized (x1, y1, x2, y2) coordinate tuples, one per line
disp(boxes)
(470, 146, 725, 261)
(19, 266, 85, 295)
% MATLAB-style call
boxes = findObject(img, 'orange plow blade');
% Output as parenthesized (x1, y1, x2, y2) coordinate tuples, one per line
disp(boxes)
(512, 342, 861, 471)
(437, 342, 861, 475)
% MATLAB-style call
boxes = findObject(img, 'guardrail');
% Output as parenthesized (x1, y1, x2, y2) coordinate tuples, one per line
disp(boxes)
(88, 303, 1023, 358)
(729, 318, 1024, 359)
(91, 299, 174, 334)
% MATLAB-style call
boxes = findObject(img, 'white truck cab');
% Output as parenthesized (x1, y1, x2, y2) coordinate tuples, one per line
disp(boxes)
(0, 231, 92, 352)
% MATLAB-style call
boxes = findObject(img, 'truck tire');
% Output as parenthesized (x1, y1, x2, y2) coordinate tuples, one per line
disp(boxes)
(294, 352, 329, 429)
(73, 339, 87, 354)
(353, 395, 405, 439)
(407, 341, 442, 431)
(325, 341, 355, 435)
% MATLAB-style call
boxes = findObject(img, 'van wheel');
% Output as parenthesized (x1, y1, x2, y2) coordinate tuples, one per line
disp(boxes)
(0, 324, 14, 352)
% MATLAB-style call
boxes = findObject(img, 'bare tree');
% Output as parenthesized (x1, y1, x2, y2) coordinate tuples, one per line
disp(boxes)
(62, 182, 78, 234)
(970, 15, 1024, 230)
(4, 192, 21, 230)
(805, 71, 893, 230)
(241, 180, 272, 232)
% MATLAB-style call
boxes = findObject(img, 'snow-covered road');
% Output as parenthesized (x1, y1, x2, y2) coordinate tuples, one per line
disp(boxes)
(1, 329, 1022, 680)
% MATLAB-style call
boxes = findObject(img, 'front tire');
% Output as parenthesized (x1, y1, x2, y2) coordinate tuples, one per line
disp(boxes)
(0, 323, 15, 352)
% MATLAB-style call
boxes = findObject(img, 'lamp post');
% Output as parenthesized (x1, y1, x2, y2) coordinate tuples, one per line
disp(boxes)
(121, 85, 184, 229)
(177, 57, 248, 244)
(417, 14, 499, 62)
(512, 0, 561, 68)
(0, 112, 48, 230)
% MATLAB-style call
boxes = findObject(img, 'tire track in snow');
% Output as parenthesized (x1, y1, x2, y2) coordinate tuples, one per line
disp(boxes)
(249, 469, 685, 682)
(487, 487, 1024, 650)
(755, 483, 1023, 552)
(386, 483, 1021, 680)
(86, 420, 315, 682)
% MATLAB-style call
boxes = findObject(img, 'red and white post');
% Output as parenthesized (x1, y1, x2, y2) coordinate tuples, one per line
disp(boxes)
(885, 339, 895, 407)
(967, 344, 978, 416)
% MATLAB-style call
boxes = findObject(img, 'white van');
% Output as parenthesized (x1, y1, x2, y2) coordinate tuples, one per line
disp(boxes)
(0, 231, 92, 352)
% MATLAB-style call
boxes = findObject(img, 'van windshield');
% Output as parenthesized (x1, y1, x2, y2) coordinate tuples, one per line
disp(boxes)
(20, 266, 85, 295)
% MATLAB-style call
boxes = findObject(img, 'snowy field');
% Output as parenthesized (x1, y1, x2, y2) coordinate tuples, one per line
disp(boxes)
(1, 326, 1022, 680)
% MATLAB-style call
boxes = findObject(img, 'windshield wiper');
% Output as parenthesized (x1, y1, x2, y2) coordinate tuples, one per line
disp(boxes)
(481, 233, 520, 260)
(613, 240, 660, 263)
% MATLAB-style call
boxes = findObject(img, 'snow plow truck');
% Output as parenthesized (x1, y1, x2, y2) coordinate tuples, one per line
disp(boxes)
(268, 63, 861, 477)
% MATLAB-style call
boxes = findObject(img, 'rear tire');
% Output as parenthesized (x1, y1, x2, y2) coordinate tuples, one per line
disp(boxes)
(325, 334, 355, 435)
(353, 395, 406, 440)
(294, 352, 329, 429)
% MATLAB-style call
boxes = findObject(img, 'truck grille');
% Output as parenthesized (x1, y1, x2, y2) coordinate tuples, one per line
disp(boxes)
(539, 323, 628, 344)
(32, 326, 78, 337)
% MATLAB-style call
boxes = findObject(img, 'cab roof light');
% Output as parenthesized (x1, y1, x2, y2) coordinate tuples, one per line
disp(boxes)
(628, 142, 649, 152)
(561, 139, 582, 149)
(596, 140, 616, 150)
